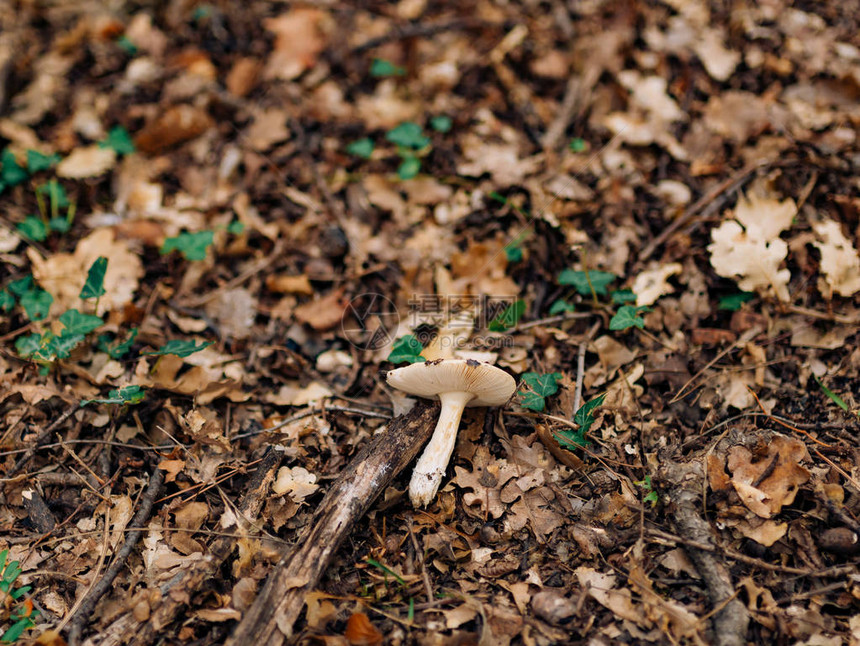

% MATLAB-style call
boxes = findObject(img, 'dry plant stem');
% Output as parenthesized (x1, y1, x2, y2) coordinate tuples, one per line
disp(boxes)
(227, 401, 439, 646)
(90, 448, 284, 646)
(67, 468, 164, 646)
(661, 462, 749, 646)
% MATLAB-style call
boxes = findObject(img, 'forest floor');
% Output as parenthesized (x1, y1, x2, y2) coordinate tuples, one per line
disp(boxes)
(0, 1, 859, 645)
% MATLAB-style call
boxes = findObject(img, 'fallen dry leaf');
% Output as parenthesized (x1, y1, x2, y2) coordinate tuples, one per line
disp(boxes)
(632, 262, 682, 306)
(811, 219, 860, 297)
(264, 8, 329, 81)
(56, 145, 116, 178)
(709, 191, 796, 301)
(134, 104, 214, 154)
(272, 466, 319, 502)
(727, 435, 811, 518)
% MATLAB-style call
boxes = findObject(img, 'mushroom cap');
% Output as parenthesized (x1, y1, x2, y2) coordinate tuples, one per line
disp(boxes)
(386, 359, 516, 407)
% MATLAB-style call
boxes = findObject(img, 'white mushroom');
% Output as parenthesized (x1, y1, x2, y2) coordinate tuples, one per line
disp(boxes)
(386, 359, 517, 507)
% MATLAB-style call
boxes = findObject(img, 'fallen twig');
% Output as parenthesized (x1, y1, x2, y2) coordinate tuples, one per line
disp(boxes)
(226, 400, 439, 645)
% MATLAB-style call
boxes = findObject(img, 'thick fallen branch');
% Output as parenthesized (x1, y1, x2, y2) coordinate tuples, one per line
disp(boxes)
(227, 400, 439, 646)
(89, 447, 284, 646)
(660, 461, 750, 646)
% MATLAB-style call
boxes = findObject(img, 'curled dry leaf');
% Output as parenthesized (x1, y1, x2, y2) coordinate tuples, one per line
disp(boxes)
(727, 435, 811, 518)
(134, 104, 214, 154)
(344, 611, 383, 646)
(272, 466, 319, 502)
(708, 191, 796, 301)
(632, 262, 682, 306)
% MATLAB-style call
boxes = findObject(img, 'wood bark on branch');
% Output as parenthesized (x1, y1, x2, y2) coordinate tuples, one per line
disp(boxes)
(227, 400, 439, 646)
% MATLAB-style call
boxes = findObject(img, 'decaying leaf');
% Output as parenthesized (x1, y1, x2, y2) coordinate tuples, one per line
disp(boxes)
(632, 262, 682, 306)
(726, 435, 811, 518)
(708, 191, 796, 301)
(272, 466, 319, 502)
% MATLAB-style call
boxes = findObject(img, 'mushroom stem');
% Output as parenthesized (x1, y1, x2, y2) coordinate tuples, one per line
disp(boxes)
(409, 390, 474, 507)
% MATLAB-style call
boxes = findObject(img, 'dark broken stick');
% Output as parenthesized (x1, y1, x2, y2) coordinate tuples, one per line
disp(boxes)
(227, 400, 439, 646)
(660, 461, 750, 646)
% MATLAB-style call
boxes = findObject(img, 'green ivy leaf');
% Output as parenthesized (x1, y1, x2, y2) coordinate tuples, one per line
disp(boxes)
(609, 305, 646, 330)
(161, 230, 214, 261)
(397, 155, 421, 180)
(0, 148, 28, 188)
(558, 269, 616, 295)
(718, 292, 754, 311)
(346, 137, 374, 159)
(81, 385, 146, 406)
(489, 300, 526, 332)
(0, 290, 14, 311)
(522, 371, 563, 397)
(99, 125, 136, 155)
(1, 616, 35, 643)
(430, 115, 452, 133)
(370, 58, 406, 77)
(97, 328, 138, 359)
(15, 333, 42, 359)
(226, 220, 245, 234)
(26, 150, 61, 173)
(59, 309, 104, 336)
(386, 334, 426, 364)
(520, 390, 547, 411)
(19, 288, 52, 321)
(611, 289, 637, 304)
(48, 333, 85, 359)
(548, 299, 575, 315)
(385, 122, 429, 150)
(80, 257, 108, 299)
(8, 276, 33, 297)
(147, 339, 212, 358)
(16, 216, 47, 242)
(574, 393, 605, 435)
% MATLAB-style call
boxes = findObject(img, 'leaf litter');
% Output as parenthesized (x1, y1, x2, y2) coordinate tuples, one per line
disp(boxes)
(0, 1, 859, 645)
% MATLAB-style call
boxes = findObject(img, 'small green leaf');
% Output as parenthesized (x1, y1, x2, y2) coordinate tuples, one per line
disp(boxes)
(548, 299, 575, 315)
(99, 125, 136, 155)
(387, 334, 426, 364)
(558, 269, 616, 296)
(522, 371, 563, 397)
(161, 230, 214, 261)
(430, 115, 452, 133)
(370, 58, 406, 77)
(26, 150, 61, 173)
(49, 216, 71, 233)
(488, 299, 525, 332)
(8, 276, 33, 296)
(15, 334, 42, 359)
(520, 390, 547, 411)
(59, 309, 104, 336)
(397, 155, 421, 180)
(0, 148, 28, 187)
(116, 35, 138, 56)
(147, 339, 212, 358)
(16, 216, 47, 242)
(37, 180, 71, 209)
(635, 476, 658, 507)
(554, 428, 589, 449)
(504, 243, 523, 262)
(568, 138, 587, 152)
(346, 137, 374, 159)
(1, 616, 35, 643)
(574, 393, 605, 435)
(19, 288, 52, 321)
(0, 290, 14, 311)
(385, 122, 429, 150)
(718, 292, 754, 311)
(81, 385, 146, 406)
(80, 257, 108, 299)
(227, 220, 245, 234)
(611, 289, 637, 304)
(609, 305, 646, 331)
